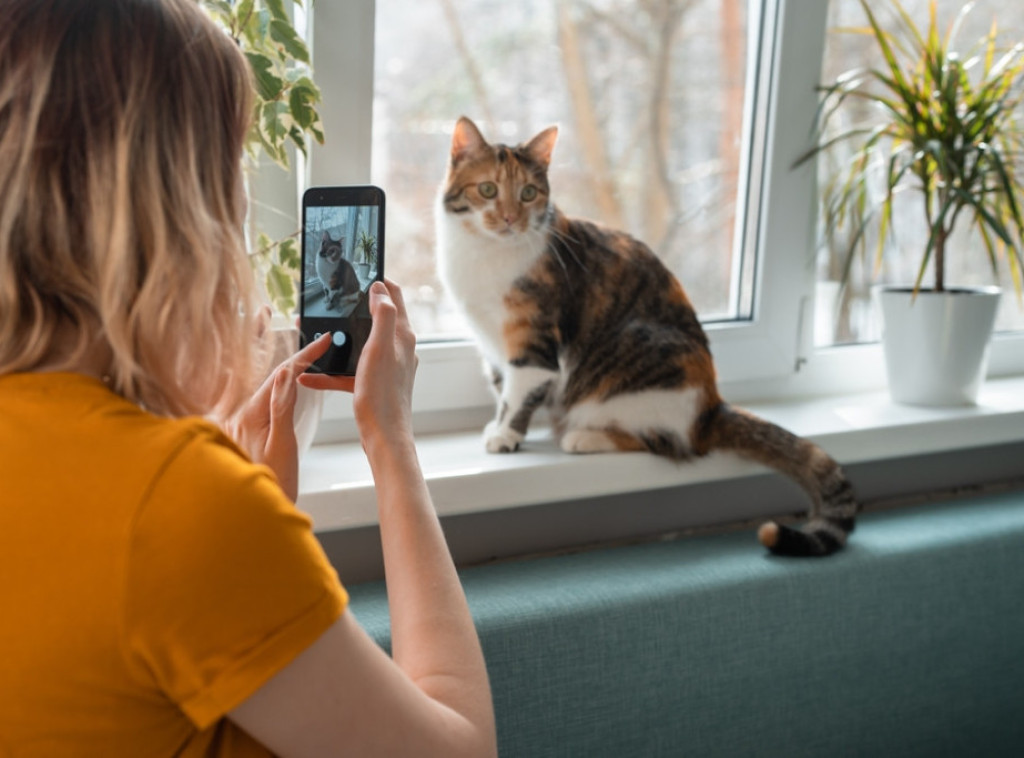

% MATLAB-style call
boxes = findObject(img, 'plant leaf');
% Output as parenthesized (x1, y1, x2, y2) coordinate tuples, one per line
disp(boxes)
(266, 263, 297, 317)
(860, 0, 915, 110)
(288, 82, 318, 128)
(236, 0, 255, 30)
(265, 0, 289, 22)
(270, 18, 310, 63)
(278, 237, 301, 270)
(245, 52, 284, 101)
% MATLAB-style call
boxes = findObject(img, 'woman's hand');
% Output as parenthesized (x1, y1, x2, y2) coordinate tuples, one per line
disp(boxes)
(299, 279, 418, 453)
(224, 332, 332, 501)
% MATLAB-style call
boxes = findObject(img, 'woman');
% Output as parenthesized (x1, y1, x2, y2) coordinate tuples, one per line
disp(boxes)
(0, 0, 496, 755)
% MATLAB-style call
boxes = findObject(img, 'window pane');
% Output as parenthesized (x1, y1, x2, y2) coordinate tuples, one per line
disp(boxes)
(815, 0, 1024, 347)
(372, 0, 752, 340)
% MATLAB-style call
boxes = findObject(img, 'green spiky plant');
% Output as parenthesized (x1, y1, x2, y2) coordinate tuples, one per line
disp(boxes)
(799, 0, 1024, 298)
(355, 230, 378, 268)
(200, 0, 324, 316)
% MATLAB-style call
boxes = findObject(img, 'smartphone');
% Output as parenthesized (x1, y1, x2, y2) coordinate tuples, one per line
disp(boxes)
(299, 185, 385, 375)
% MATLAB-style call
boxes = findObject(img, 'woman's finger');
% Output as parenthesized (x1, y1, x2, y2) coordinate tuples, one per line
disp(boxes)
(245, 359, 280, 415)
(237, 332, 327, 423)
(265, 368, 299, 501)
(368, 282, 398, 336)
(380, 279, 414, 336)
(270, 366, 297, 423)
(297, 372, 356, 393)
(382, 278, 407, 318)
(287, 331, 333, 373)
(254, 305, 273, 339)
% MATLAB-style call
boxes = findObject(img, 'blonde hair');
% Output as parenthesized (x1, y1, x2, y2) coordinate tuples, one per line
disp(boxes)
(0, 0, 262, 416)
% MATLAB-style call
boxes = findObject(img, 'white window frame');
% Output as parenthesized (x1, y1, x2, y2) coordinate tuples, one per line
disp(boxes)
(292, 0, 1024, 439)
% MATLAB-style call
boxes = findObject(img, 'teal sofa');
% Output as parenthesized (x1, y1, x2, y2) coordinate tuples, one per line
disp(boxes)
(347, 490, 1024, 757)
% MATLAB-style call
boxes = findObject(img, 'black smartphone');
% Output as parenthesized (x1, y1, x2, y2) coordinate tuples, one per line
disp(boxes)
(299, 185, 385, 375)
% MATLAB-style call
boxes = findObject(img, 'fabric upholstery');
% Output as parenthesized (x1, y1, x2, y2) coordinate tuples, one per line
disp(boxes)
(347, 490, 1024, 757)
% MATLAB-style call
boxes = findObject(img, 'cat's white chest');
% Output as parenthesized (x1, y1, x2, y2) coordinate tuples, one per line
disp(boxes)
(436, 213, 544, 367)
(316, 254, 338, 289)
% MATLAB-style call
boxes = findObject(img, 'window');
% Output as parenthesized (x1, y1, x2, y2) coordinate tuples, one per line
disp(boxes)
(372, 0, 753, 338)
(298, 0, 1024, 434)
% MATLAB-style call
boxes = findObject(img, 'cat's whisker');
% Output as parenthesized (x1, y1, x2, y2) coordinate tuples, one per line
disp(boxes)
(548, 244, 570, 280)
(543, 225, 588, 276)
(543, 220, 584, 250)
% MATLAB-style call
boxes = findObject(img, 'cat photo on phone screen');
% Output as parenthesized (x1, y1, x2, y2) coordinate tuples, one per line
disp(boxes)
(308, 230, 362, 317)
(300, 187, 385, 375)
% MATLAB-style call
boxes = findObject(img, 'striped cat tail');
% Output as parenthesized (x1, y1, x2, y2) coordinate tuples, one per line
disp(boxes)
(701, 403, 859, 557)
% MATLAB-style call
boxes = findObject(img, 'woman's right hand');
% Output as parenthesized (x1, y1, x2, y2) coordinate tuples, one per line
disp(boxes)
(299, 279, 419, 450)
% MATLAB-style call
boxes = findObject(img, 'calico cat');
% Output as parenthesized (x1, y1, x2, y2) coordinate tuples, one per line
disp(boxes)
(435, 116, 858, 557)
(316, 231, 361, 311)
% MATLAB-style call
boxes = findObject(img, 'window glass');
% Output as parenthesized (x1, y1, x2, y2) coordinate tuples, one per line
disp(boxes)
(372, 0, 752, 340)
(815, 0, 1024, 347)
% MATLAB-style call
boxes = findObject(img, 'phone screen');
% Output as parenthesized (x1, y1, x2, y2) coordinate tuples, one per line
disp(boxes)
(300, 185, 385, 375)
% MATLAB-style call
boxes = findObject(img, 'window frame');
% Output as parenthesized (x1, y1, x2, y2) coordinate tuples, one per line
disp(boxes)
(293, 0, 1024, 440)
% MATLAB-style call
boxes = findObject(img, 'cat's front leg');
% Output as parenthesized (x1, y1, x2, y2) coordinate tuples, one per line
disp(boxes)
(484, 365, 556, 453)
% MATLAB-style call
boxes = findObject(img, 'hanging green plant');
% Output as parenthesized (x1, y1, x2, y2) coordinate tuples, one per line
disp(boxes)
(199, 0, 324, 316)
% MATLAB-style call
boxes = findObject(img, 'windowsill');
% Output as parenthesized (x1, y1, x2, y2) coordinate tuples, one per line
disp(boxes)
(297, 375, 1024, 533)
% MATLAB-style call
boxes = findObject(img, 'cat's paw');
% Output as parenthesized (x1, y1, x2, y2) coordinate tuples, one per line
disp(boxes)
(560, 429, 618, 454)
(483, 422, 523, 454)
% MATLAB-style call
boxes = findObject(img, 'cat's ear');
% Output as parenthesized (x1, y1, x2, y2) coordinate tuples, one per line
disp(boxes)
(321, 230, 330, 242)
(523, 125, 558, 169)
(451, 117, 487, 164)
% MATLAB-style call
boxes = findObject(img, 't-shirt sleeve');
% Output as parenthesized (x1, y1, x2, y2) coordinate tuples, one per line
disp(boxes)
(121, 422, 348, 729)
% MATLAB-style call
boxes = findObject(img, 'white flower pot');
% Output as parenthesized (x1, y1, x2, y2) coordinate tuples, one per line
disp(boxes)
(877, 286, 1001, 406)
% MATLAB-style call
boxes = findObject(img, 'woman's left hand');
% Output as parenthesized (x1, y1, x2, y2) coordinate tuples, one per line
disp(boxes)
(223, 333, 332, 501)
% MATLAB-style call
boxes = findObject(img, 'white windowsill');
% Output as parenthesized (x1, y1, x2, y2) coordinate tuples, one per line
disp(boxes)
(296, 375, 1024, 533)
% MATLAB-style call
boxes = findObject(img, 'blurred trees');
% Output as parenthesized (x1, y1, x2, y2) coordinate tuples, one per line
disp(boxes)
(374, 0, 748, 335)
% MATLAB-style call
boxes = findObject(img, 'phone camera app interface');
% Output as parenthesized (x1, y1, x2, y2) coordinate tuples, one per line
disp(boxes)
(302, 203, 381, 374)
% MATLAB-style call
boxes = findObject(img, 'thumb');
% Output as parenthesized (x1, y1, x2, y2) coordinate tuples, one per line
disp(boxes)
(368, 280, 397, 332)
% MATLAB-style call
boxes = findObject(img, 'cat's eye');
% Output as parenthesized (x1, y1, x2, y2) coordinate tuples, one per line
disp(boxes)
(477, 182, 498, 199)
(520, 184, 538, 202)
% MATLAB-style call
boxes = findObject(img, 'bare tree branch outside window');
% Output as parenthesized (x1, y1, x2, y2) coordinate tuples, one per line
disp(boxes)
(374, 0, 748, 337)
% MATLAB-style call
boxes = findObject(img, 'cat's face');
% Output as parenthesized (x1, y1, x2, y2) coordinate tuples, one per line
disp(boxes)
(441, 117, 558, 242)
(319, 232, 342, 263)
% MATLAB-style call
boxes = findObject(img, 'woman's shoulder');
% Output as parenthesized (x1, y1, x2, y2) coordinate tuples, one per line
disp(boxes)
(126, 410, 283, 520)
(146, 414, 249, 471)
(1, 371, 273, 516)
(92, 384, 257, 488)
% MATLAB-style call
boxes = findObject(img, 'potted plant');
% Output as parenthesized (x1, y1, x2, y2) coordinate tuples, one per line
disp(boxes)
(800, 0, 1024, 405)
(355, 229, 378, 283)
(201, 0, 326, 448)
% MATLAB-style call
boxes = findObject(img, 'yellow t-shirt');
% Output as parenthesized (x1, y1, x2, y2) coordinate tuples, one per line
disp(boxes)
(0, 372, 348, 756)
